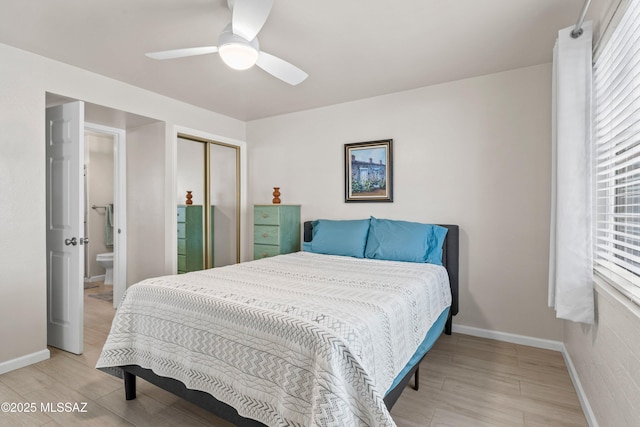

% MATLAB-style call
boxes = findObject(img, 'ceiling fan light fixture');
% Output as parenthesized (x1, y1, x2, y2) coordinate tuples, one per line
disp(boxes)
(219, 43, 259, 70)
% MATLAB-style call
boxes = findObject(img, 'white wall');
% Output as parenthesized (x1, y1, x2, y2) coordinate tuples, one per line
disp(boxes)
(0, 42, 245, 369)
(247, 63, 563, 341)
(127, 122, 168, 286)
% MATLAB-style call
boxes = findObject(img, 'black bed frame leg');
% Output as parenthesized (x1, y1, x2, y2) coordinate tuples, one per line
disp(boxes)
(413, 366, 420, 391)
(445, 313, 453, 335)
(124, 371, 137, 400)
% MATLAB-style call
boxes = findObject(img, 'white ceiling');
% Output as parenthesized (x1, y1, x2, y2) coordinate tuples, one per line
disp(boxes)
(0, 0, 602, 121)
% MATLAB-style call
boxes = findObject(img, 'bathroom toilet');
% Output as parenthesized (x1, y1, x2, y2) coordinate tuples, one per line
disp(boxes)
(96, 252, 114, 285)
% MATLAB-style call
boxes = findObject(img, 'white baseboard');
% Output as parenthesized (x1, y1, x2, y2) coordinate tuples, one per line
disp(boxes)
(0, 349, 50, 375)
(560, 343, 599, 427)
(88, 275, 105, 283)
(451, 324, 597, 427)
(452, 324, 564, 351)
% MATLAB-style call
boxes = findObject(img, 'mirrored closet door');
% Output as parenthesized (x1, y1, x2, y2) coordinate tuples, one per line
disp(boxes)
(177, 135, 240, 272)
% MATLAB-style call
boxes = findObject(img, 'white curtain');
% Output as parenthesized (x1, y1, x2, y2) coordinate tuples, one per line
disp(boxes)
(548, 21, 594, 324)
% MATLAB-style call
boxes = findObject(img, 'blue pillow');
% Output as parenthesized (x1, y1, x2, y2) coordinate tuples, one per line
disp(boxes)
(305, 219, 370, 258)
(364, 217, 448, 265)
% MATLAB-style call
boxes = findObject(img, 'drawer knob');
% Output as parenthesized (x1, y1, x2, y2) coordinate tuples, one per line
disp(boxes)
(262, 232, 268, 238)
(262, 252, 268, 258)
(262, 213, 269, 218)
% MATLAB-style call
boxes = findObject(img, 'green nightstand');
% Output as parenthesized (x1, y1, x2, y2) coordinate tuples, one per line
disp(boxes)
(253, 205, 301, 259)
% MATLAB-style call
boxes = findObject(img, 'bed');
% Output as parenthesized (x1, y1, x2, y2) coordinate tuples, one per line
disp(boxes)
(96, 219, 459, 427)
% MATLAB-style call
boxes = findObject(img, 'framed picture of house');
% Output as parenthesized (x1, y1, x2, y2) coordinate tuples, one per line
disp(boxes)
(344, 139, 393, 202)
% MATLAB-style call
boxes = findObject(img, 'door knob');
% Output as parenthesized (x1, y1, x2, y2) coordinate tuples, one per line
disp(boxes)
(65, 237, 78, 246)
(79, 237, 89, 245)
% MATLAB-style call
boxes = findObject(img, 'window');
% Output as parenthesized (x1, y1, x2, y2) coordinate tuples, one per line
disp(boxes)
(593, 0, 640, 304)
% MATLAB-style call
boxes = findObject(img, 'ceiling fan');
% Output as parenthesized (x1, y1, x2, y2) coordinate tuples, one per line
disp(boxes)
(145, 0, 308, 86)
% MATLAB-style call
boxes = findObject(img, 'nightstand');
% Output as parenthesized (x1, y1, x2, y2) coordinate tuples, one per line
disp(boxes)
(253, 205, 301, 259)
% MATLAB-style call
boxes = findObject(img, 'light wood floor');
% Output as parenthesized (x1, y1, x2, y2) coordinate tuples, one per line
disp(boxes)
(0, 286, 587, 426)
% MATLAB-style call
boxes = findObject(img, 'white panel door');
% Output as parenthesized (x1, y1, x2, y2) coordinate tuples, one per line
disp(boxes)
(46, 101, 85, 354)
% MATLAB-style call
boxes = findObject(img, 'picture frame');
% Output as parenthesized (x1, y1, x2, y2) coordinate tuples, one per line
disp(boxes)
(344, 139, 393, 203)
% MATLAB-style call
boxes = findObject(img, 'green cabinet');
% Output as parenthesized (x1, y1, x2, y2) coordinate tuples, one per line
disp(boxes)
(177, 205, 204, 273)
(253, 205, 301, 259)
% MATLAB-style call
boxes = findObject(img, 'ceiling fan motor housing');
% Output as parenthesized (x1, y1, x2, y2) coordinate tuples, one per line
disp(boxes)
(218, 24, 260, 70)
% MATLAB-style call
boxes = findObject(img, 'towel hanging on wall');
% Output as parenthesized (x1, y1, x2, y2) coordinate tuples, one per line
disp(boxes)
(104, 204, 114, 248)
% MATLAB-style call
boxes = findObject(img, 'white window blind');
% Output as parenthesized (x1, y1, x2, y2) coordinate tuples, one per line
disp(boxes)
(593, 0, 640, 304)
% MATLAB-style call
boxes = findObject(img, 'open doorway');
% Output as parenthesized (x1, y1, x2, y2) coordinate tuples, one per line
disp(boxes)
(83, 124, 126, 308)
(45, 93, 159, 354)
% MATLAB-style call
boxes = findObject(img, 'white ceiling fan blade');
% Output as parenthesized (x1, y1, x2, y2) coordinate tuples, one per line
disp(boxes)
(145, 46, 219, 60)
(256, 51, 308, 85)
(231, 0, 273, 41)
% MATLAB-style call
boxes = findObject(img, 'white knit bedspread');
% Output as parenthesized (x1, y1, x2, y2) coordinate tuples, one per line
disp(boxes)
(96, 252, 451, 427)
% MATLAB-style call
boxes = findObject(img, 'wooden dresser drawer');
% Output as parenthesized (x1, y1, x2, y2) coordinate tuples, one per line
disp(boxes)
(177, 238, 186, 255)
(177, 206, 186, 223)
(177, 254, 186, 272)
(254, 206, 281, 225)
(254, 225, 279, 245)
(254, 244, 281, 259)
(177, 223, 186, 239)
